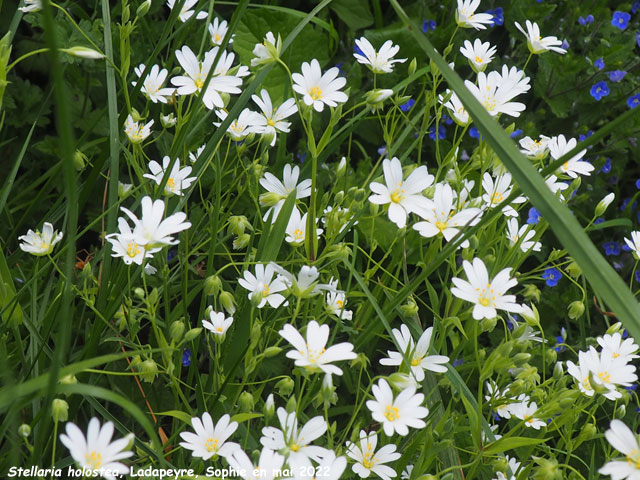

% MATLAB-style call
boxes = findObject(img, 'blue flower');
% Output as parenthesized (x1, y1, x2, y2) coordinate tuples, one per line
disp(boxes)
(167, 248, 178, 262)
(600, 157, 612, 174)
(442, 114, 453, 125)
(400, 98, 415, 112)
(628, 93, 640, 109)
(637, 210, 640, 223)
(608, 70, 627, 82)
(377, 145, 387, 156)
(603, 241, 621, 256)
(182, 348, 191, 367)
(634, 1, 640, 14)
(452, 358, 464, 367)
(469, 126, 483, 139)
(527, 207, 541, 225)
(422, 19, 437, 32)
(620, 198, 637, 212)
(636, 179, 640, 189)
(297, 152, 306, 164)
(488, 7, 504, 26)
(428, 125, 446, 140)
(542, 267, 561, 287)
(561, 40, 570, 50)
(554, 335, 567, 352)
(594, 218, 605, 225)
(353, 44, 365, 57)
(578, 15, 594, 25)
(637, 31, 640, 48)
(636, 270, 640, 283)
(612, 11, 631, 30)
(579, 130, 594, 148)
(594, 58, 605, 70)
(510, 129, 523, 138)
(623, 241, 632, 252)
(590, 81, 610, 101)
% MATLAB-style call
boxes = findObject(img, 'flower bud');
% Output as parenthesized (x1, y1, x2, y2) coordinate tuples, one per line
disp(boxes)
(136, 0, 151, 18)
(285, 395, 297, 413)
(184, 327, 202, 342)
(565, 259, 582, 278)
(228, 215, 251, 236)
(595, 192, 615, 216)
(59, 374, 78, 385)
(73, 150, 88, 171)
(160, 113, 177, 128)
(61, 46, 104, 60)
(365, 88, 394, 110)
(532, 457, 562, 480)
(520, 304, 540, 326)
(169, 320, 185, 342)
(204, 275, 222, 297)
(139, 358, 158, 383)
(579, 422, 597, 441)
(263, 346, 282, 358)
(134, 287, 145, 299)
(553, 361, 564, 379)
(118, 181, 133, 199)
(122, 4, 131, 23)
(250, 322, 262, 349)
(408, 58, 417, 76)
(275, 377, 295, 396)
(52, 399, 69, 423)
(606, 322, 624, 335)
(567, 300, 585, 320)
(219, 291, 236, 315)
(233, 233, 251, 250)
(615, 403, 626, 419)
(388, 372, 419, 390)
(239, 391, 254, 412)
(264, 393, 275, 420)
(319, 374, 338, 406)
(18, 424, 31, 437)
(399, 297, 419, 319)
(522, 284, 541, 302)
(513, 352, 531, 366)
(480, 316, 498, 332)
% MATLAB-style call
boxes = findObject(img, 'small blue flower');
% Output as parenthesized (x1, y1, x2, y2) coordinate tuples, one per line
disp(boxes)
(428, 125, 446, 140)
(636, 179, 640, 190)
(561, 40, 570, 50)
(628, 93, 640, 109)
(542, 267, 561, 287)
(452, 358, 464, 367)
(400, 98, 415, 112)
(590, 81, 610, 101)
(603, 241, 621, 256)
(442, 114, 453, 125)
(488, 7, 504, 26)
(623, 242, 632, 252)
(636, 270, 640, 283)
(554, 335, 567, 352)
(527, 207, 541, 225)
(510, 129, 523, 138)
(182, 348, 191, 367)
(620, 198, 637, 212)
(297, 152, 306, 164)
(469, 126, 483, 139)
(578, 15, 594, 25)
(594, 218, 605, 225)
(377, 145, 387, 156)
(422, 19, 437, 32)
(353, 44, 365, 57)
(634, 1, 640, 14)
(600, 157, 612, 174)
(608, 70, 627, 82)
(626, 384, 638, 392)
(167, 248, 178, 262)
(594, 58, 605, 70)
(612, 11, 631, 30)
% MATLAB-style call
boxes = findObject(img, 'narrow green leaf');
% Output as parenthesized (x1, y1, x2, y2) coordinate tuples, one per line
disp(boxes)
(258, 191, 296, 262)
(483, 436, 550, 456)
(157, 410, 193, 425)
(0, 245, 22, 326)
(230, 412, 263, 423)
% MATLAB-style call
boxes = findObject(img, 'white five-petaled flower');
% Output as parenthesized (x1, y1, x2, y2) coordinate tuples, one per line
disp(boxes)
(465, 65, 531, 118)
(106, 217, 155, 265)
(625, 232, 640, 259)
(214, 108, 259, 141)
(366, 378, 429, 436)
(290, 450, 347, 480)
(369, 157, 434, 228)
(259, 164, 312, 222)
(171, 46, 243, 110)
(325, 278, 352, 321)
(379, 324, 449, 382)
(238, 263, 288, 308)
(251, 89, 298, 146)
(279, 320, 357, 375)
(507, 400, 546, 429)
(292, 59, 348, 112)
(456, 0, 494, 30)
(505, 218, 541, 252)
(599, 419, 640, 480)
(346, 430, 401, 480)
(413, 182, 481, 248)
(19, 0, 42, 12)
(439, 90, 471, 126)
(179, 413, 239, 460)
(143, 156, 196, 196)
(598, 332, 640, 364)
(132, 64, 175, 103)
(270, 263, 327, 298)
(514, 20, 567, 55)
(124, 114, 154, 144)
(284, 208, 323, 246)
(549, 135, 593, 178)
(252, 32, 282, 67)
(451, 258, 523, 320)
(353, 37, 406, 74)
(209, 18, 233, 46)
(481, 172, 527, 217)
(202, 310, 234, 336)
(18, 222, 63, 256)
(227, 448, 285, 480)
(59, 418, 133, 480)
(166, 0, 207, 22)
(459, 39, 497, 73)
(519, 135, 550, 160)
(260, 407, 329, 463)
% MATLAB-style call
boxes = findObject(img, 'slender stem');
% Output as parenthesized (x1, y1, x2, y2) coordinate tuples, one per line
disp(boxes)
(7, 48, 50, 72)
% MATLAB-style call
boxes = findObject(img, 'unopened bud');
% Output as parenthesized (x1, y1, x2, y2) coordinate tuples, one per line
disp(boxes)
(513, 352, 531, 366)
(52, 399, 69, 423)
(523, 284, 541, 302)
(480, 316, 497, 332)
(388, 372, 419, 390)
(219, 291, 236, 315)
(567, 300, 585, 320)
(136, 0, 151, 17)
(18, 424, 31, 437)
(184, 327, 202, 342)
(399, 297, 419, 318)
(169, 320, 185, 342)
(118, 182, 133, 199)
(565, 259, 582, 278)
(73, 150, 88, 171)
(275, 377, 294, 396)
(365, 88, 394, 109)
(233, 233, 251, 250)
(263, 346, 282, 358)
(520, 304, 540, 326)
(553, 361, 564, 379)
(229, 215, 251, 236)
(264, 393, 275, 419)
(595, 192, 615, 216)
(532, 457, 562, 480)
(408, 58, 417, 76)
(59, 374, 78, 385)
(204, 275, 222, 297)
(615, 403, 626, 419)
(61, 46, 104, 60)
(285, 395, 297, 413)
(238, 391, 254, 412)
(139, 358, 158, 383)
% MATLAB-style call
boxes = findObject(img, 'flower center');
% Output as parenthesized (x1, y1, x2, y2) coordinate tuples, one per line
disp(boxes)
(627, 449, 640, 469)
(84, 451, 103, 469)
(597, 371, 611, 384)
(309, 86, 323, 101)
(492, 192, 504, 203)
(384, 404, 400, 421)
(362, 449, 376, 469)
(194, 74, 205, 90)
(293, 229, 304, 240)
(126, 242, 141, 258)
(411, 356, 422, 367)
(267, 118, 276, 127)
(217, 326, 224, 332)
(390, 188, 405, 203)
(205, 437, 219, 452)
(474, 55, 483, 64)
(214, 33, 221, 43)
(336, 299, 344, 308)
(166, 177, 176, 191)
(262, 285, 270, 297)
(435, 220, 448, 231)
(290, 442, 300, 452)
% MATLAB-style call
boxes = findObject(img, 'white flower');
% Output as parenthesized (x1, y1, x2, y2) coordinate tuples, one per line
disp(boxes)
(105, 218, 154, 265)
(379, 324, 449, 381)
(166, 0, 207, 22)
(484, 381, 519, 419)
(202, 310, 233, 335)
(285, 208, 323, 246)
(325, 278, 352, 321)
(179, 413, 239, 460)
(566, 349, 598, 398)
(292, 59, 348, 112)
(260, 407, 329, 463)
(124, 114, 153, 144)
(459, 39, 497, 73)
(18, 222, 63, 256)
(209, 18, 233, 46)
(227, 448, 285, 480)
(507, 400, 546, 429)
(251, 89, 297, 146)
(189, 144, 206, 163)
(625, 232, 640, 259)
(346, 430, 401, 480)
(368, 157, 434, 228)
(519, 135, 550, 160)
(160, 113, 177, 128)
(439, 90, 470, 126)
(279, 320, 357, 375)
(514, 20, 567, 55)
(143, 156, 196, 196)
(451, 258, 523, 320)
(290, 451, 347, 480)
(252, 32, 282, 67)
(132, 64, 175, 103)
(353, 37, 406, 74)
(456, 0, 494, 30)
(544, 174, 569, 199)
(465, 66, 530, 118)
(493, 456, 522, 480)
(259, 164, 312, 222)
(481, 173, 527, 217)
(597, 332, 639, 363)
(19, 0, 41, 13)
(505, 218, 541, 252)
(59, 418, 133, 480)
(238, 263, 288, 309)
(599, 420, 640, 480)
(549, 135, 593, 178)
(413, 182, 481, 248)
(120, 196, 192, 249)
(171, 46, 243, 110)
(366, 379, 428, 436)
(401, 465, 414, 480)
(270, 263, 327, 298)
(214, 108, 260, 141)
